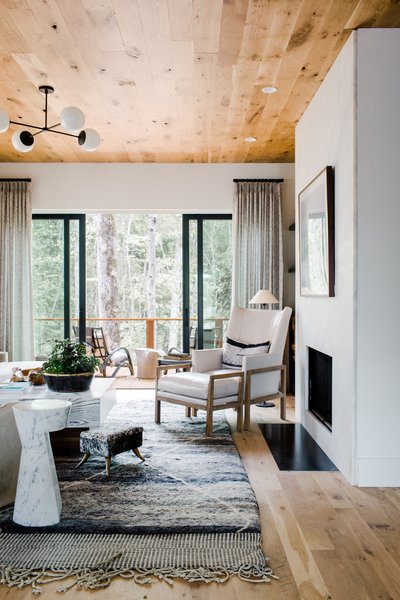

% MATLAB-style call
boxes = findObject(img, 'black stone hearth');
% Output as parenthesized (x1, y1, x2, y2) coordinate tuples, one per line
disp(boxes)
(258, 423, 337, 471)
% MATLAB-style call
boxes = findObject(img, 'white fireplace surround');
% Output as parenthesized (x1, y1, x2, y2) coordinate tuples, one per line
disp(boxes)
(295, 29, 400, 487)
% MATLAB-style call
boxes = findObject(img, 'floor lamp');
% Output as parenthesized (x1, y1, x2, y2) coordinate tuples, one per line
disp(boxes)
(249, 289, 279, 408)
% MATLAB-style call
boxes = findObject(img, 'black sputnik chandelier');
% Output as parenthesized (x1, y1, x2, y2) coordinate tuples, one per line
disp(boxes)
(0, 85, 100, 153)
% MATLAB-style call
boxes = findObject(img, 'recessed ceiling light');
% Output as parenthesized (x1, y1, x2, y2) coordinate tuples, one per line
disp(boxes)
(245, 136, 257, 143)
(261, 85, 277, 94)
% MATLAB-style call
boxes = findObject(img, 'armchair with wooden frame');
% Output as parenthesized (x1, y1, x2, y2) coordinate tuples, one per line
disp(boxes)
(155, 361, 244, 437)
(155, 305, 291, 435)
(190, 306, 292, 430)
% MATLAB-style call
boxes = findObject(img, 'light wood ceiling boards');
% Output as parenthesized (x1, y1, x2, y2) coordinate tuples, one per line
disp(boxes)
(0, 0, 399, 163)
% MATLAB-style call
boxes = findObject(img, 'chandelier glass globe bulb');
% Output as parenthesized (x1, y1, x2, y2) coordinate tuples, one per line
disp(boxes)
(60, 106, 85, 132)
(12, 130, 35, 152)
(0, 109, 10, 133)
(78, 128, 100, 151)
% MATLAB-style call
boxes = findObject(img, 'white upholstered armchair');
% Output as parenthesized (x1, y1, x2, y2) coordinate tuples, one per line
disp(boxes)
(192, 306, 292, 429)
(155, 305, 292, 435)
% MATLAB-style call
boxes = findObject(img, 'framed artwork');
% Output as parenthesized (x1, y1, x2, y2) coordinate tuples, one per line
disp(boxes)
(298, 166, 334, 297)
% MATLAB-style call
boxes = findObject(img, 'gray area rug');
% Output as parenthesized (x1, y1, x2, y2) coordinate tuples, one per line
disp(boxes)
(0, 398, 275, 592)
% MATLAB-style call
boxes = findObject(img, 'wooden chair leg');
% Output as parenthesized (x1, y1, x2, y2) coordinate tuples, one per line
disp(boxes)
(280, 366, 287, 420)
(205, 380, 214, 436)
(105, 456, 111, 477)
(155, 398, 161, 423)
(244, 374, 251, 430)
(132, 447, 145, 462)
(205, 413, 213, 437)
(280, 396, 286, 420)
(236, 403, 243, 432)
(236, 375, 244, 432)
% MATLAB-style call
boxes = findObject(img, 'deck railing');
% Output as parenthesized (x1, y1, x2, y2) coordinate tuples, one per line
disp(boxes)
(34, 316, 228, 356)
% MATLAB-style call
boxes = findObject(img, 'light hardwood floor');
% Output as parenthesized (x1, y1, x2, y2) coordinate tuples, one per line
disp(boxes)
(2, 393, 400, 600)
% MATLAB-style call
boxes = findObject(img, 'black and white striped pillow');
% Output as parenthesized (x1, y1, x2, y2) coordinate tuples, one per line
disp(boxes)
(222, 337, 270, 369)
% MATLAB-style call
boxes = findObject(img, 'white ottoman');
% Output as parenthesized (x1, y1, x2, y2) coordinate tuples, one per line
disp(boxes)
(12, 399, 71, 527)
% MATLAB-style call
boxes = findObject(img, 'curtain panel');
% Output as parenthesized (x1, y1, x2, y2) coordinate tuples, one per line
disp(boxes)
(233, 181, 283, 308)
(0, 180, 34, 360)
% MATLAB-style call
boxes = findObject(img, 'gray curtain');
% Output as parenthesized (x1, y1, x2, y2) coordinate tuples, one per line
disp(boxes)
(233, 181, 283, 308)
(0, 180, 34, 360)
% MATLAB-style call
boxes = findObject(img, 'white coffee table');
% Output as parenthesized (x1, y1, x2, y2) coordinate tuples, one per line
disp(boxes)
(12, 399, 71, 526)
(22, 378, 116, 428)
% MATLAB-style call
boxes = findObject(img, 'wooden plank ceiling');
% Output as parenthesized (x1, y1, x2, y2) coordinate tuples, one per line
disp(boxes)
(0, 0, 399, 163)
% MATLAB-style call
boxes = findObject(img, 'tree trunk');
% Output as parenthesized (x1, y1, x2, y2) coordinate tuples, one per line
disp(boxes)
(168, 239, 181, 350)
(95, 214, 121, 351)
(146, 215, 157, 319)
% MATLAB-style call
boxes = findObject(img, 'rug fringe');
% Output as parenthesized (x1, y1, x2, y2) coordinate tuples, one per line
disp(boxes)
(1, 561, 277, 594)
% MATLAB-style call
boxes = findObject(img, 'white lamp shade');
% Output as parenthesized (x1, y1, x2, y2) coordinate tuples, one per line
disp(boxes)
(78, 128, 100, 151)
(0, 108, 9, 133)
(12, 130, 35, 152)
(249, 289, 278, 305)
(60, 106, 85, 132)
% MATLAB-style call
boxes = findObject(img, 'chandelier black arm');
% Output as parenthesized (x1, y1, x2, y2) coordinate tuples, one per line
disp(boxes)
(39, 128, 79, 139)
(9, 120, 79, 139)
(10, 120, 44, 131)
(32, 123, 79, 138)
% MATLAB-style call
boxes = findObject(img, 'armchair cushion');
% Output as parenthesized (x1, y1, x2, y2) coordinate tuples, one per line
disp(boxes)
(222, 337, 270, 369)
(156, 391, 238, 408)
(157, 371, 239, 400)
(191, 348, 223, 372)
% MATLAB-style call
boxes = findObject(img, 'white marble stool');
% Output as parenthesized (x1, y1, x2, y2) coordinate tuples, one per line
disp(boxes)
(12, 399, 71, 527)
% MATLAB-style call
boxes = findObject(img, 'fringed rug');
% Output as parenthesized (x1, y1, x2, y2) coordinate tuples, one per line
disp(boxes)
(0, 397, 275, 593)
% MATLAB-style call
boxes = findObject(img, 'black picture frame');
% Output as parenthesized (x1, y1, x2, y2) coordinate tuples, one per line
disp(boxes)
(298, 166, 334, 297)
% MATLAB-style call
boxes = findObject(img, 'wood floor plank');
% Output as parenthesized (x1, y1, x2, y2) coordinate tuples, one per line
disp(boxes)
(313, 507, 399, 600)
(342, 508, 400, 598)
(265, 488, 331, 599)
(348, 486, 400, 565)
(278, 472, 336, 551)
(313, 471, 355, 509)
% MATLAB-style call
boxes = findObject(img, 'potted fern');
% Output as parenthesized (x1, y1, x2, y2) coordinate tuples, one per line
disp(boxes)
(42, 339, 100, 393)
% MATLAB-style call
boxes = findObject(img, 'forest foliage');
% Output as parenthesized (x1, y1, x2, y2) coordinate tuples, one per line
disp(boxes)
(32, 214, 232, 358)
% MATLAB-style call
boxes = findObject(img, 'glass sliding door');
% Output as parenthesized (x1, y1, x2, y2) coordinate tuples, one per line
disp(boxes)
(32, 215, 86, 358)
(182, 215, 232, 353)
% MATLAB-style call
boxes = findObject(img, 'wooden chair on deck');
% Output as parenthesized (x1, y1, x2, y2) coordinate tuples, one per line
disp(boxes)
(73, 326, 134, 378)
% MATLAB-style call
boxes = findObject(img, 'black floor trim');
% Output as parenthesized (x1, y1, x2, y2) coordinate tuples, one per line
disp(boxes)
(258, 423, 338, 472)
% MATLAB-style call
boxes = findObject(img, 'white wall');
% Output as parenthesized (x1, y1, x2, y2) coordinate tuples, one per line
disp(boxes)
(0, 162, 295, 309)
(356, 29, 400, 486)
(296, 29, 400, 486)
(0, 162, 294, 213)
(295, 35, 356, 482)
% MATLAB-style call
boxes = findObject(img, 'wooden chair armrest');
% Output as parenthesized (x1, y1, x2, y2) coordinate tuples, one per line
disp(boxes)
(246, 364, 285, 377)
(209, 370, 244, 382)
(156, 362, 192, 375)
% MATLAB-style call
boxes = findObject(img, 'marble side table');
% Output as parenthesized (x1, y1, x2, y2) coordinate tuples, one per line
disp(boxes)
(12, 399, 71, 527)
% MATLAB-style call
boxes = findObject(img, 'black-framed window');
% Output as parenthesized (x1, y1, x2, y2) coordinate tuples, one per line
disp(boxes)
(182, 214, 232, 353)
(32, 214, 86, 355)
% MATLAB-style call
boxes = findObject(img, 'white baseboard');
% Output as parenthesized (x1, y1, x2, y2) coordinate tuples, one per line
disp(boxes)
(357, 458, 400, 487)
